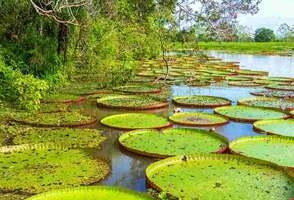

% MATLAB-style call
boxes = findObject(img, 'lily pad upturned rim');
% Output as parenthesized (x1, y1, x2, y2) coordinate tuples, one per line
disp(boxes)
(41, 96, 86, 104)
(145, 153, 292, 199)
(26, 186, 153, 200)
(100, 113, 172, 130)
(169, 112, 229, 127)
(173, 95, 231, 108)
(97, 95, 168, 110)
(229, 135, 294, 168)
(253, 119, 294, 137)
(118, 128, 229, 158)
(214, 105, 289, 122)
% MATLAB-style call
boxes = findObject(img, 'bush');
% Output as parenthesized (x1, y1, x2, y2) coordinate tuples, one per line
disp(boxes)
(254, 28, 275, 42)
(0, 55, 48, 111)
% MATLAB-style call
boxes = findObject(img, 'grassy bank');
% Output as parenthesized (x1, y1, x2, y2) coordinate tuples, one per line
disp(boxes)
(174, 42, 294, 56)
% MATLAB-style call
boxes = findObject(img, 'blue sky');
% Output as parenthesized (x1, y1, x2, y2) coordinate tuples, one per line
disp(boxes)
(238, 0, 294, 32)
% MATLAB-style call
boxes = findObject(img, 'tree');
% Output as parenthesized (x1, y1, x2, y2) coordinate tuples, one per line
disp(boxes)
(254, 28, 275, 42)
(277, 23, 294, 42)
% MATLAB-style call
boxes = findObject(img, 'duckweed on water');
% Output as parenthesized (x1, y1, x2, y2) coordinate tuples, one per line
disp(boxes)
(229, 136, 294, 168)
(119, 128, 228, 158)
(253, 119, 294, 137)
(238, 96, 294, 110)
(100, 113, 171, 130)
(13, 128, 106, 148)
(97, 95, 168, 110)
(173, 95, 231, 108)
(146, 154, 294, 200)
(11, 111, 96, 127)
(214, 105, 289, 122)
(27, 186, 153, 200)
(169, 112, 229, 126)
(0, 144, 110, 193)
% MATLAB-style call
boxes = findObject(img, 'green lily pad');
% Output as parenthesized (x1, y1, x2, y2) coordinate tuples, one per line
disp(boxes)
(42, 94, 85, 104)
(229, 136, 294, 168)
(228, 81, 262, 87)
(38, 103, 70, 113)
(238, 97, 294, 110)
(27, 186, 153, 200)
(169, 112, 228, 126)
(119, 128, 228, 158)
(214, 105, 289, 122)
(266, 84, 294, 91)
(173, 95, 231, 108)
(100, 113, 171, 130)
(251, 90, 294, 98)
(11, 111, 97, 127)
(0, 144, 110, 193)
(268, 77, 294, 82)
(13, 127, 106, 148)
(225, 76, 252, 81)
(113, 85, 161, 94)
(253, 119, 294, 137)
(146, 154, 294, 200)
(97, 95, 168, 110)
(0, 193, 27, 200)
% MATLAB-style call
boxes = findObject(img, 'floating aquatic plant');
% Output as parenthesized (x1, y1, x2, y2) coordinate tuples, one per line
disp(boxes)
(119, 128, 228, 158)
(253, 119, 294, 137)
(238, 96, 294, 110)
(173, 95, 231, 108)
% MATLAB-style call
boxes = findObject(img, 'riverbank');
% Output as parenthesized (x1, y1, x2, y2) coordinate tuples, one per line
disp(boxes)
(173, 42, 294, 56)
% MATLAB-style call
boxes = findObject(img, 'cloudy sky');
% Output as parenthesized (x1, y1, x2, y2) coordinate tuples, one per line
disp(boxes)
(238, 0, 294, 32)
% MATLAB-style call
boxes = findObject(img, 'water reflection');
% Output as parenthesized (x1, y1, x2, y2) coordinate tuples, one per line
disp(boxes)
(208, 50, 294, 77)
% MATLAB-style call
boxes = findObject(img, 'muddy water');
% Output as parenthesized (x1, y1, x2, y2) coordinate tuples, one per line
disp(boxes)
(207, 50, 294, 77)
(78, 84, 263, 192)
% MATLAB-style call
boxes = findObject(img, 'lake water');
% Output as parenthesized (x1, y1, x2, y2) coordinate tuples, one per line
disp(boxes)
(207, 50, 294, 77)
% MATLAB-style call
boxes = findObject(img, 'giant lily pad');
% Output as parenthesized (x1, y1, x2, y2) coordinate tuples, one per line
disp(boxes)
(229, 136, 294, 168)
(228, 81, 262, 87)
(0, 144, 110, 193)
(238, 97, 294, 110)
(169, 112, 228, 126)
(113, 85, 161, 94)
(97, 95, 168, 110)
(146, 154, 294, 200)
(119, 128, 228, 158)
(173, 95, 231, 108)
(13, 127, 106, 148)
(251, 90, 294, 98)
(42, 94, 85, 104)
(214, 105, 289, 122)
(253, 119, 294, 137)
(266, 84, 294, 91)
(100, 113, 171, 130)
(27, 186, 153, 200)
(11, 111, 97, 127)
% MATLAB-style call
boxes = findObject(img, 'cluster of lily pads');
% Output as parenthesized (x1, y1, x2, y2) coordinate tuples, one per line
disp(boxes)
(1, 54, 294, 199)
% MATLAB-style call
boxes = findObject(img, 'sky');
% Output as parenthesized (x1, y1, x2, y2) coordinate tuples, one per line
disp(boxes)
(238, 0, 294, 32)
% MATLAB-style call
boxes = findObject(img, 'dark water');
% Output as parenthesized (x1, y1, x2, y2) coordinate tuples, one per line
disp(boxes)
(78, 84, 262, 192)
(208, 50, 294, 77)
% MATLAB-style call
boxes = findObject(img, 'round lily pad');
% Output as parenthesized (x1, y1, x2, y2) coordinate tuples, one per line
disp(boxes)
(27, 186, 152, 200)
(238, 97, 294, 110)
(113, 85, 161, 94)
(42, 94, 85, 104)
(225, 76, 252, 81)
(253, 119, 294, 137)
(119, 128, 228, 158)
(266, 84, 294, 91)
(11, 111, 97, 127)
(230, 136, 294, 168)
(228, 81, 262, 87)
(38, 103, 70, 113)
(169, 112, 229, 126)
(214, 105, 289, 122)
(251, 90, 294, 98)
(146, 154, 294, 200)
(173, 95, 231, 108)
(13, 127, 106, 148)
(0, 144, 110, 193)
(100, 113, 171, 130)
(97, 95, 168, 110)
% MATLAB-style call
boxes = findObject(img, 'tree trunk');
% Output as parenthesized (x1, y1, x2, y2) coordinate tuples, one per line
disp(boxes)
(57, 23, 68, 64)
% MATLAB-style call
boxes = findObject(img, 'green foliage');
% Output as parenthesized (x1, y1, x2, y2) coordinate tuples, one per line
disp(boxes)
(254, 28, 275, 42)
